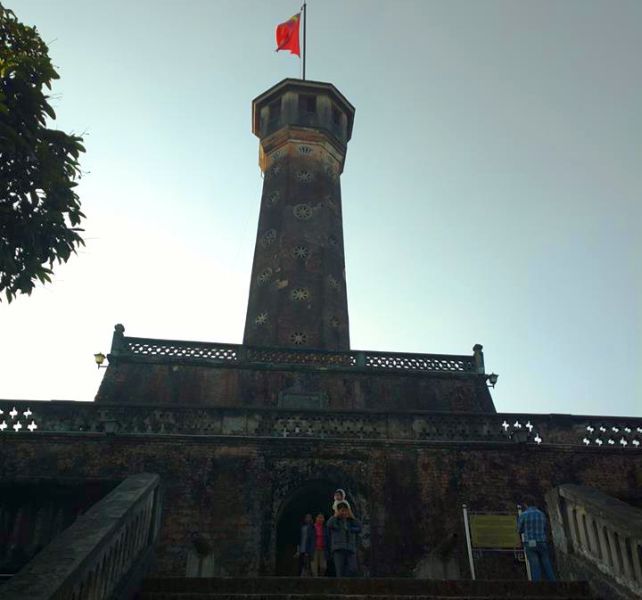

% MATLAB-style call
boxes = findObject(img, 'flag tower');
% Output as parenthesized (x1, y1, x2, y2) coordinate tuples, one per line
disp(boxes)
(243, 79, 354, 350)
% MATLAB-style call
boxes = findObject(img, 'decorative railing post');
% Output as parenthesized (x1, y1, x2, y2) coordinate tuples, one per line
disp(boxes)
(110, 323, 126, 357)
(633, 543, 642, 585)
(236, 345, 248, 364)
(584, 513, 600, 557)
(617, 536, 634, 579)
(564, 503, 580, 548)
(596, 519, 611, 563)
(473, 344, 485, 374)
(606, 529, 622, 574)
(573, 508, 587, 552)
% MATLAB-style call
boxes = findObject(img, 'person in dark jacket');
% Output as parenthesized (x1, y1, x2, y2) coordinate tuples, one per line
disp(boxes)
(297, 513, 314, 576)
(326, 501, 361, 577)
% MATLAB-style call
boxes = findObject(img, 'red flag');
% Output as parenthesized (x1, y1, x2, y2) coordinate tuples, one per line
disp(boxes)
(275, 13, 301, 57)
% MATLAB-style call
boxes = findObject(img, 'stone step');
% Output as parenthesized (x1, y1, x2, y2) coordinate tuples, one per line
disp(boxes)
(140, 595, 589, 600)
(140, 577, 591, 599)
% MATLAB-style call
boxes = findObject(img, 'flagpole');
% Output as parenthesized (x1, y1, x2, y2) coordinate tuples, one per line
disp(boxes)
(302, 2, 307, 80)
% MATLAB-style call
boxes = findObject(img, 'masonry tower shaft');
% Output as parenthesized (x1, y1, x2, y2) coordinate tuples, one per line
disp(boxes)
(243, 79, 355, 350)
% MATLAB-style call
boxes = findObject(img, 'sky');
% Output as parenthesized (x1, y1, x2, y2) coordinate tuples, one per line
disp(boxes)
(1, 0, 640, 417)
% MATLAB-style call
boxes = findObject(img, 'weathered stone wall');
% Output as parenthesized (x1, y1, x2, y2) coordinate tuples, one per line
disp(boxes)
(2, 434, 640, 579)
(96, 362, 495, 412)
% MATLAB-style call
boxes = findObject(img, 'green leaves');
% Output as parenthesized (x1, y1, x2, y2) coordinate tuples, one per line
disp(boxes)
(0, 3, 86, 302)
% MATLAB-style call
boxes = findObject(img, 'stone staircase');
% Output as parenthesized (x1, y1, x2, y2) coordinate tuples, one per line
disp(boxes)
(139, 577, 592, 600)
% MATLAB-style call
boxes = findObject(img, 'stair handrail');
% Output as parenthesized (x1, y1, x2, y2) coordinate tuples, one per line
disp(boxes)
(0, 472, 161, 600)
(546, 484, 642, 599)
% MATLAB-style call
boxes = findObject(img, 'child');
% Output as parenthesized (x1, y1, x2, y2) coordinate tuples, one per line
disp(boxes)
(332, 489, 354, 518)
(310, 513, 328, 576)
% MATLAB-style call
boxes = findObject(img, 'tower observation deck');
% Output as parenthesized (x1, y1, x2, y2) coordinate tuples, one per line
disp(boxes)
(243, 79, 355, 351)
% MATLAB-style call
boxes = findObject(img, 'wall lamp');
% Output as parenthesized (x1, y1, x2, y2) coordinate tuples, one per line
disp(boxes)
(486, 373, 499, 388)
(94, 353, 108, 369)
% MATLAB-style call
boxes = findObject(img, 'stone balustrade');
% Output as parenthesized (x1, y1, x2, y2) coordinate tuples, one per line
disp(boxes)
(0, 480, 117, 578)
(1, 473, 161, 600)
(1, 399, 642, 448)
(111, 329, 480, 375)
(546, 484, 642, 600)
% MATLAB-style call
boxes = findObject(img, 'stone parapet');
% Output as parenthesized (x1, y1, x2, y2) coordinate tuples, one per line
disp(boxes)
(2, 399, 642, 449)
(1, 473, 161, 600)
(115, 335, 478, 374)
(546, 484, 642, 600)
(96, 329, 496, 412)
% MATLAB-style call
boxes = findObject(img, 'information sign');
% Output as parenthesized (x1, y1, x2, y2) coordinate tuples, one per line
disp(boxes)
(469, 514, 520, 549)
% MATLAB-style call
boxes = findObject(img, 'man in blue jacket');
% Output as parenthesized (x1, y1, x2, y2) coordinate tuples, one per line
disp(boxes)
(517, 497, 556, 582)
(326, 501, 362, 577)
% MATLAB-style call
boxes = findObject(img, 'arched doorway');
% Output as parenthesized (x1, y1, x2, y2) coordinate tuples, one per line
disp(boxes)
(275, 479, 355, 576)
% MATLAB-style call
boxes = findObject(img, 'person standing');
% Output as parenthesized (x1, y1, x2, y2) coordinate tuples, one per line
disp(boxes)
(517, 497, 556, 582)
(327, 501, 361, 577)
(297, 513, 315, 576)
(310, 513, 328, 577)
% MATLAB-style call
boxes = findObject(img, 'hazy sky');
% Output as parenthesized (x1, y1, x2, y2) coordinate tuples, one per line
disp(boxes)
(1, 0, 640, 417)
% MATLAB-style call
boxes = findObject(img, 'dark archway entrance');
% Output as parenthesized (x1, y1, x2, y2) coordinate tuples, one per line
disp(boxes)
(275, 480, 352, 576)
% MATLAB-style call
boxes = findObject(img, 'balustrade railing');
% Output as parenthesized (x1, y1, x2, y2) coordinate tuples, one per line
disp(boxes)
(113, 331, 478, 375)
(1, 399, 642, 449)
(546, 484, 642, 599)
(1, 473, 161, 600)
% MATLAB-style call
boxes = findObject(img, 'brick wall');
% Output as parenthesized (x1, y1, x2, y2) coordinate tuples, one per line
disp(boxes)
(96, 363, 495, 412)
(2, 434, 640, 578)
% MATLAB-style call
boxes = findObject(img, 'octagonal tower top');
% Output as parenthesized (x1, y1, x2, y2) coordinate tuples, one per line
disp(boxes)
(252, 79, 355, 170)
